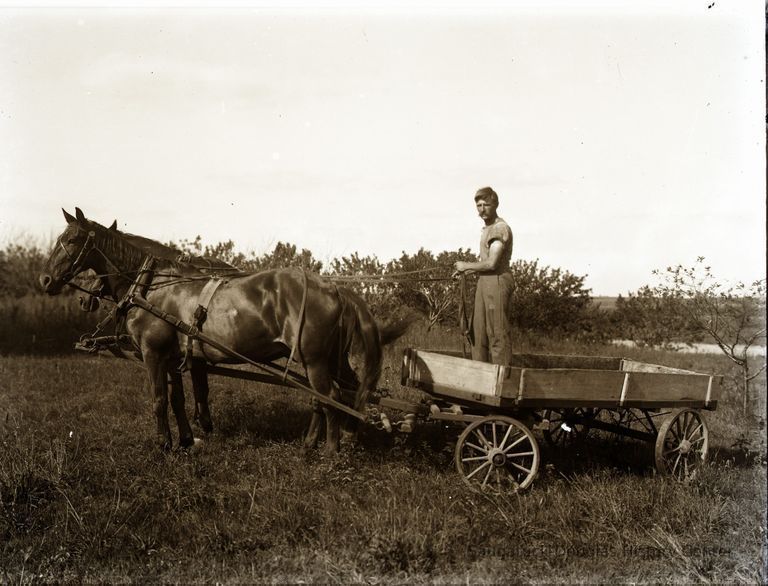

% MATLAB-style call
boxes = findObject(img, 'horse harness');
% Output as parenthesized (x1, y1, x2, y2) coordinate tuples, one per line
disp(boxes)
(181, 275, 227, 371)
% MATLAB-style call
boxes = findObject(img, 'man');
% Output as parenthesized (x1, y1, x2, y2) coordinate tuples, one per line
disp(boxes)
(454, 186, 513, 365)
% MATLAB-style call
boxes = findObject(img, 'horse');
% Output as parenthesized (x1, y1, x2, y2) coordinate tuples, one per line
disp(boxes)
(69, 227, 243, 435)
(40, 207, 408, 454)
(69, 219, 413, 444)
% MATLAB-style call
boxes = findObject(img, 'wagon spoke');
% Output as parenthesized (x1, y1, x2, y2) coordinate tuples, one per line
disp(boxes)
(690, 436, 706, 445)
(499, 422, 514, 451)
(502, 434, 527, 453)
(462, 455, 490, 463)
(465, 441, 488, 454)
(475, 429, 493, 450)
(688, 422, 703, 440)
(506, 450, 535, 458)
(681, 412, 694, 439)
(492, 422, 498, 447)
(671, 453, 682, 475)
(509, 461, 532, 474)
(663, 446, 681, 456)
(668, 428, 681, 444)
(481, 463, 493, 487)
(465, 460, 492, 480)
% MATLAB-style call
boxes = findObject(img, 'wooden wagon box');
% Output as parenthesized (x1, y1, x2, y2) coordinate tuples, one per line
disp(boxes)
(401, 349, 721, 410)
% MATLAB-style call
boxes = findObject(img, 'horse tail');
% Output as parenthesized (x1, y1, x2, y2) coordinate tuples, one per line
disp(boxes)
(347, 298, 383, 414)
(335, 289, 417, 414)
(377, 313, 418, 347)
(333, 287, 382, 414)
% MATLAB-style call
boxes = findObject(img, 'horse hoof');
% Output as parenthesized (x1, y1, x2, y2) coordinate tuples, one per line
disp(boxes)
(321, 446, 341, 458)
(188, 437, 205, 454)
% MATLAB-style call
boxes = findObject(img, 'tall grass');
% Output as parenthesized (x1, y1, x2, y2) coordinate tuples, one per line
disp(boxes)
(0, 295, 102, 355)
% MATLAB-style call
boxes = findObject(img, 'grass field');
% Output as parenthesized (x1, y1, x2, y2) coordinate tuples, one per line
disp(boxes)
(1, 330, 766, 584)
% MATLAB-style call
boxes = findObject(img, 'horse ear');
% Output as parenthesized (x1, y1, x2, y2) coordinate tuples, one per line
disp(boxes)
(75, 207, 87, 226)
(62, 208, 76, 224)
(109, 220, 118, 231)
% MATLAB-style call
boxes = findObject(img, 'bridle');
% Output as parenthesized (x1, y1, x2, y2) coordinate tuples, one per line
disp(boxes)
(51, 226, 134, 307)
(54, 228, 97, 285)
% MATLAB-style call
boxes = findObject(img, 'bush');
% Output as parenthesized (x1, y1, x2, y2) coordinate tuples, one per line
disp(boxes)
(507, 259, 608, 341)
(0, 240, 49, 298)
(611, 287, 702, 348)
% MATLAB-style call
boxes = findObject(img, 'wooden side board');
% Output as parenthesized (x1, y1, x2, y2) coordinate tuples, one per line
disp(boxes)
(620, 359, 698, 375)
(401, 348, 506, 407)
(509, 353, 622, 371)
(402, 349, 721, 410)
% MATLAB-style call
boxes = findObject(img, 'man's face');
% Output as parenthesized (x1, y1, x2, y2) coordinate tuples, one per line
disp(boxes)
(475, 198, 497, 221)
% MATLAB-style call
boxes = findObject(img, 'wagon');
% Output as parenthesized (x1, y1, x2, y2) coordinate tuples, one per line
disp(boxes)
(370, 348, 721, 492)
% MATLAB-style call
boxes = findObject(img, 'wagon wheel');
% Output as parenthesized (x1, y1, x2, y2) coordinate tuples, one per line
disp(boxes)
(654, 408, 709, 481)
(455, 416, 540, 492)
(542, 408, 598, 448)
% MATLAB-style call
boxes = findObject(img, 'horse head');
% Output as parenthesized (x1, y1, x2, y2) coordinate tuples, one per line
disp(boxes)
(39, 207, 119, 295)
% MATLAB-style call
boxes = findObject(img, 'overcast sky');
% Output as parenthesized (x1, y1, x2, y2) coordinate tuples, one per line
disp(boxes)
(1, 1, 764, 295)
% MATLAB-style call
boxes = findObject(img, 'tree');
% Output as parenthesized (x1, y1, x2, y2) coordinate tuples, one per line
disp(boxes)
(506, 258, 597, 338)
(0, 241, 49, 297)
(612, 286, 702, 348)
(650, 257, 766, 414)
(326, 253, 393, 315)
(174, 237, 322, 273)
(387, 248, 476, 329)
(249, 242, 323, 273)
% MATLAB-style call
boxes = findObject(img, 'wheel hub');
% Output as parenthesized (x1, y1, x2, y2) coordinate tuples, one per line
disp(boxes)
(489, 448, 506, 467)
(678, 439, 692, 454)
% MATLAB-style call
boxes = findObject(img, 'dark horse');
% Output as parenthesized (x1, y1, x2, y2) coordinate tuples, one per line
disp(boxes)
(40, 208, 409, 454)
(71, 227, 243, 436)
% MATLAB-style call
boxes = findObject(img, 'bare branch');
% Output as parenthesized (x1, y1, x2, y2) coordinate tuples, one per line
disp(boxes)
(747, 363, 767, 382)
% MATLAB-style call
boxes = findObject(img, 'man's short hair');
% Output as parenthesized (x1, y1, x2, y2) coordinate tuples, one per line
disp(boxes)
(474, 186, 498, 206)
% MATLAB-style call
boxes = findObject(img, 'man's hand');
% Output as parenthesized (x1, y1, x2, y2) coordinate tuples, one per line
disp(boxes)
(453, 261, 474, 277)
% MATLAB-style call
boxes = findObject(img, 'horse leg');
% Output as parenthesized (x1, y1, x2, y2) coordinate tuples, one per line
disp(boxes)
(168, 370, 195, 449)
(144, 352, 173, 451)
(334, 356, 361, 443)
(190, 359, 213, 433)
(306, 363, 341, 455)
(302, 399, 324, 453)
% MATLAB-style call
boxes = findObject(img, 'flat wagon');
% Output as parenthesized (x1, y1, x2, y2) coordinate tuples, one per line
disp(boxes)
(372, 348, 721, 491)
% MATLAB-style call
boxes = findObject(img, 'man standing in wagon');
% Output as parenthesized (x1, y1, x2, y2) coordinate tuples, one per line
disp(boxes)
(454, 186, 514, 365)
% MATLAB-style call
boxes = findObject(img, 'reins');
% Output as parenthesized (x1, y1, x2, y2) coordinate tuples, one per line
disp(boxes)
(64, 229, 473, 372)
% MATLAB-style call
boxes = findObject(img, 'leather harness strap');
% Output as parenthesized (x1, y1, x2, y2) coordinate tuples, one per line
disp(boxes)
(182, 276, 227, 370)
(283, 268, 308, 381)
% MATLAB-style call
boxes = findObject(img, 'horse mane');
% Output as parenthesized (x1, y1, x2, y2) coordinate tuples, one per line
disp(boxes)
(118, 231, 185, 263)
(88, 219, 239, 272)
(91, 223, 153, 271)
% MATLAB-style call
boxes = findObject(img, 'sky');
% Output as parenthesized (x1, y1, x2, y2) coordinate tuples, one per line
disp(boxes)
(0, 0, 765, 295)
